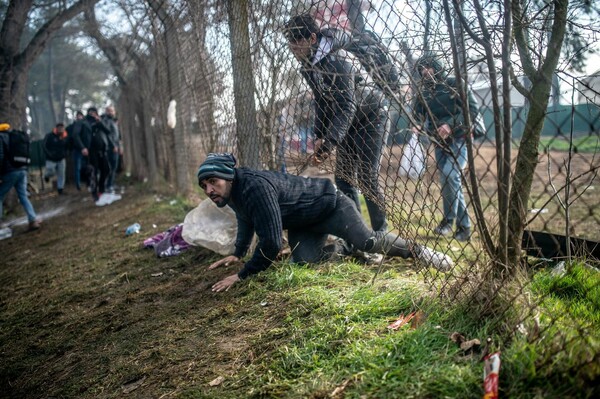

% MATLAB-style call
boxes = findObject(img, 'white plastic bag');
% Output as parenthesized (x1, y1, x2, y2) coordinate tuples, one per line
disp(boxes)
(182, 199, 237, 255)
(399, 133, 426, 180)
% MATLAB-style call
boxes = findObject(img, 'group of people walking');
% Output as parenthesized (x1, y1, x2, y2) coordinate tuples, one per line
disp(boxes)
(44, 106, 123, 206)
(0, 105, 124, 234)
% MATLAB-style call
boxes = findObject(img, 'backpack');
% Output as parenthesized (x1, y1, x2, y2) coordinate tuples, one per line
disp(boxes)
(7, 129, 31, 167)
(345, 30, 400, 97)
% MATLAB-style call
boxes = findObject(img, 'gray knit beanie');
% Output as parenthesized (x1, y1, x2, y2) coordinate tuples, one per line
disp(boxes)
(197, 153, 237, 184)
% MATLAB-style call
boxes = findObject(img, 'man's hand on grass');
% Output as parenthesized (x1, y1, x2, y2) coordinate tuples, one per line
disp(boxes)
(208, 255, 239, 270)
(212, 274, 240, 292)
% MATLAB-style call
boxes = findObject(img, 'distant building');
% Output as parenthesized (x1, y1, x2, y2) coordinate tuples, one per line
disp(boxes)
(578, 70, 600, 105)
(470, 75, 529, 108)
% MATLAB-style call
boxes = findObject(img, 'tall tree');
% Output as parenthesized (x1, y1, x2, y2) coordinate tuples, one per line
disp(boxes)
(505, 0, 569, 268)
(147, 0, 190, 195)
(27, 35, 111, 136)
(0, 0, 100, 128)
(446, 0, 577, 271)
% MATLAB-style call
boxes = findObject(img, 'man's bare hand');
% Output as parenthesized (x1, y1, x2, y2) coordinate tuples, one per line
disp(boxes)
(309, 153, 327, 166)
(310, 139, 329, 166)
(82, 148, 89, 156)
(208, 255, 240, 270)
(212, 274, 240, 292)
(437, 124, 452, 139)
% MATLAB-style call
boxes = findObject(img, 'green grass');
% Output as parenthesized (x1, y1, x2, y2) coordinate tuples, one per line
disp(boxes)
(500, 263, 600, 397)
(0, 190, 598, 398)
(539, 135, 600, 153)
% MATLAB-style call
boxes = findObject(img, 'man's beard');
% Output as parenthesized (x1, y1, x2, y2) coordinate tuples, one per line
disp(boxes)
(210, 194, 229, 208)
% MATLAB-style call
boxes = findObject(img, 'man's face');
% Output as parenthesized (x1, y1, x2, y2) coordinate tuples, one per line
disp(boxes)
(287, 33, 317, 62)
(76, 114, 84, 120)
(106, 107, 116, 117)
(420, 66, 436, 81)
(200, 177, 232, 208)
(56, 125, 65, 134)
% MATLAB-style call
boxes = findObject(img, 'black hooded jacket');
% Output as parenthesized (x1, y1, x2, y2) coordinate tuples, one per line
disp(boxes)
(299, 29, 385, 155)
(73, 115, 114, 155)
(412, 53, 481, 141)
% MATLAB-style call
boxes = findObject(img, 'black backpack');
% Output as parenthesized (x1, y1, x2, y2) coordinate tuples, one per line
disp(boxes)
(345, 30, 400, 97)
(7, 129, 31, 167)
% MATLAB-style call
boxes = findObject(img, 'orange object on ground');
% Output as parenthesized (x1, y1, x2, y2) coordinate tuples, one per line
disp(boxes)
(387, 312, 416, 330)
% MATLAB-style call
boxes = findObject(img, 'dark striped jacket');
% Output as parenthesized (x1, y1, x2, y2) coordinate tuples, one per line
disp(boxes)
(228, 168, 337, 279)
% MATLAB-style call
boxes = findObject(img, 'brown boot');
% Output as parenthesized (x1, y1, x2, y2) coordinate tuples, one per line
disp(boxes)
(28, 220, 42, 231)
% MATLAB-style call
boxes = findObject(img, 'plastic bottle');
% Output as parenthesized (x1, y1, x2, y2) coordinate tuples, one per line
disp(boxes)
(125, 223, 141, 236)
(0, 227, 12, 240)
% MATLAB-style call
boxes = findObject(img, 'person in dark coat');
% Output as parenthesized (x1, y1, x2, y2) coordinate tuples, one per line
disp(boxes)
(0, 123, 40, 230)
(412, 53, 482, 242)
(101, 105, 121, 193)
(66, 110, 85, 191)
(43, 123, 68, 194)
(196, 153, 453, 292)
(73, 107, 116, 205)
(284, 14, 389, 234)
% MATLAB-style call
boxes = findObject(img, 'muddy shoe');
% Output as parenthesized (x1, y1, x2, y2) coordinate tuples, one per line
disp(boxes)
(433, 220, 453, 236)
(352, 250, 384, 265)
(416, 246, 453, 272)
(454, 227, 471, 242)
(28, 220, 42, 231)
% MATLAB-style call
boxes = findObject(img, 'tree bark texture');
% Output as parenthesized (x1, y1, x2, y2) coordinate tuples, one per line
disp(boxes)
(227, 0, 261, 169)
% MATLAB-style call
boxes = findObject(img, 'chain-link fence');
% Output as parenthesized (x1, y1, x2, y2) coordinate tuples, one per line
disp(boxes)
(94, 0, 600, 392)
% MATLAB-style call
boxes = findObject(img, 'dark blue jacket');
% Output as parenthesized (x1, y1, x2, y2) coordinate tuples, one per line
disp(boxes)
(43, 131, 68, 161)
(228, 168, 338, 279)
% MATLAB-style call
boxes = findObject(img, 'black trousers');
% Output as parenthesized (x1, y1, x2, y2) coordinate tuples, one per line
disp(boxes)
(335, 98, 388, 232)
(288, 192, 412, 263)
(87, 152, 111, 200)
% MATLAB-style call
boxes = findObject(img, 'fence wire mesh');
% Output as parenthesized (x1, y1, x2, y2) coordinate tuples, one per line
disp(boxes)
(103, 0, 600, 391)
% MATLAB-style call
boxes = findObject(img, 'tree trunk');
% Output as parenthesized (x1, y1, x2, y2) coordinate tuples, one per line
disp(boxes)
(227, 0, 260, 168)
(0, 62, 28, 129)
(165, 24, 189, 195)
(47, 42, 57, 125)
(506, 82, 552, 266)
(506, 0, 568, 269)
(147, 0, 190, 195)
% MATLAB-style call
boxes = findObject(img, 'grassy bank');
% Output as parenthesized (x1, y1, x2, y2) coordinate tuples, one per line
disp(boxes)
(538, 135, 600, 153)
(0, 189, 597, 398)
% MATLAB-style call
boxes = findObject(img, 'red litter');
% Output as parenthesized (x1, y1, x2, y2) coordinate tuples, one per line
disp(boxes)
(483, 352, 501, 399)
